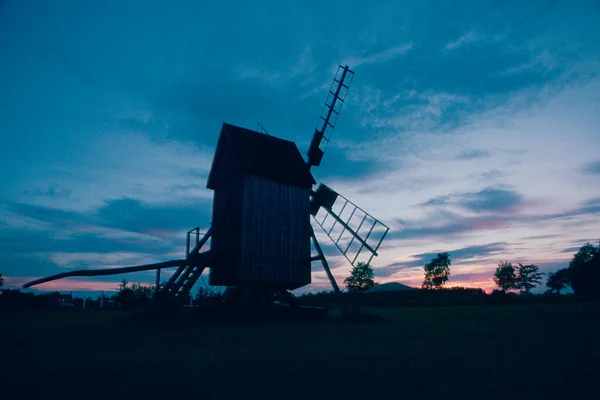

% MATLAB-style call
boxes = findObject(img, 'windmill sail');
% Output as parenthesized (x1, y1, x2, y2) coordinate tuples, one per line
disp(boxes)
(310, 184, 389, 267)
(306, 65, 354, 167)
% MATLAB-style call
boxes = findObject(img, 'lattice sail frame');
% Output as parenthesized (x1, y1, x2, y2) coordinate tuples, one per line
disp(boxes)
(311, 184, 389, 268)
(315, 65, 354, 152)
(307, 65, 355, 167)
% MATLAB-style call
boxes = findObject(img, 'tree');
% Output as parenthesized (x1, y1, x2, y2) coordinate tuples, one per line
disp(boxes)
(344, 262, 376, 293)
(515, 263, 543, 294)
(422, 253, 451, 290)
(116, 280, 156, 308)
(567, 242, 600, 298)
(545, 268, 570, 294)
(493, 261, 517, 293)
(0, 272, 4, 288)
(116, 279, 134, 306)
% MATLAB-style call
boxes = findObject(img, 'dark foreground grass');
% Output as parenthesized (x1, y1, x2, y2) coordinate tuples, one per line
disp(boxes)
(1, 303, 599, 399)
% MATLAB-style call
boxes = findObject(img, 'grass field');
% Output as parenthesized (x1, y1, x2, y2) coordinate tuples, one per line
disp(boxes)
(1, 303, 599, 399)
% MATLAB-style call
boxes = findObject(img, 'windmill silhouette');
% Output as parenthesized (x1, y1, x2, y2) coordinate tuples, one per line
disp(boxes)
(23, 65, 389, 303)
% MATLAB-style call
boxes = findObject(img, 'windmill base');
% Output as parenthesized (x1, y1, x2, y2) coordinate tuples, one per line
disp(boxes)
(223, 284, 298, 308)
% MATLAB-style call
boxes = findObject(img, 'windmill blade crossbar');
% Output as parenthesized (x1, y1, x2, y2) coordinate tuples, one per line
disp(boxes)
(310, 184, 389, 267)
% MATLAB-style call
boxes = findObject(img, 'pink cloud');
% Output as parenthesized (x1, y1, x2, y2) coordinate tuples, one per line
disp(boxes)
(6, 276, 120, 292)
(378, 271, 497, 293)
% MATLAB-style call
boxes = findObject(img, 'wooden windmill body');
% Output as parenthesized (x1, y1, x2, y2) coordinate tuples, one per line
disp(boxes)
(207, 123, 314, 290)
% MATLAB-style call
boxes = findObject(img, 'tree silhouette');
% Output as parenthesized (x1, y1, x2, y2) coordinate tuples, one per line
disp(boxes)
(568, 242, 600, 298)
(546, 268, 570, 294)
(116, 279, 134, 306)
(116, 280, 156, 307)
(0, 272, 4, 288)
(493, 261, 516, 292)
(344, 262, 376, 293)
(422, 253, 451, 290)
(515, 263, 543, 294)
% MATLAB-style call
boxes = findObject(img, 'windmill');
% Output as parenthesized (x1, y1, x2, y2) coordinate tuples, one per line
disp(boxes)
(23, 65, 389, 304)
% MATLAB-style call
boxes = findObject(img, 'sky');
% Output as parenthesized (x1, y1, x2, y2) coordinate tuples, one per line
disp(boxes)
(1, 0, 599, 297)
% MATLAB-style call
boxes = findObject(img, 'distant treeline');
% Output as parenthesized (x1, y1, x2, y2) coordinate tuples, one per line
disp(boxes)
(1, 242, 597, 311)
(296, 287, 580, 308)
(0, 290, 113, 310)
(0, 280, 223, 311)
(0, 284, 588, 311)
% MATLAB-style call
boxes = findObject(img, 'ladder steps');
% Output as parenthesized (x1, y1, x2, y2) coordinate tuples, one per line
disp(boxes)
(158, 229, 212, 300)
(170, 266, 194, 294)
(176, 266, 206, 296)
(164, 265, 186, 288)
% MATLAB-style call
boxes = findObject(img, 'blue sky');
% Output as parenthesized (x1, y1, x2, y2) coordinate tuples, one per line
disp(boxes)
(1, 0, 599, 295)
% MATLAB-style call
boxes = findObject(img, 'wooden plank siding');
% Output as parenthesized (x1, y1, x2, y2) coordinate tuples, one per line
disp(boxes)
(208, 175, 244, 286)
(240, 175, 311, 289)
(206, 123, 315, 289)
(209, 174, 311, 289)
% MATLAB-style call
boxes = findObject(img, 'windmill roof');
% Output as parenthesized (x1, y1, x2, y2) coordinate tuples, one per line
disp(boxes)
(207, 123, 316, 189)
(364, 282, 417, 293)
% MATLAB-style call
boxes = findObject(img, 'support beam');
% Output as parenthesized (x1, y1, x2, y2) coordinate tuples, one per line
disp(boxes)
(22, 259, 187, 289)
(309, 226, 342, 298)
(154, 268, 162, 300)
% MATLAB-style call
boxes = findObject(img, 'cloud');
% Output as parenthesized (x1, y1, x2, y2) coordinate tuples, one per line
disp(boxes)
(2, 202, 87, 228)
(6, 131, 215, 213)
(460, 187, 524, 213)
(387, 216, 495, 241)
(236, 67, 283, 84)
(343, 44, 413, 69)
(382, 242, 509, 273)
(375, 265, 421, 280)
(4, 198, 211, 239)
(445, 31, 482, 50)
(236, 45, 316, 86)
(5, 276, 121, 293)
(96, 197, 212, 234)
(25, 184, 72, 199)
(374, 242, 518, 291)
(583, 160, 600, 175)
(499, 49, 559, 76)
(521, 234, 561, 240)
(0, 252, 66, 281)
(552, 204, 600, 220)
(475, 170, 504, 181)
(417, 187, 524, 214)
(0, 226, 169, 257)
(385, 196, 600, 249)
(455, 150, 490, 160)
(562, 246, 582, 254)
(419, 196, 451, 207)
(0, 198, 206, 285)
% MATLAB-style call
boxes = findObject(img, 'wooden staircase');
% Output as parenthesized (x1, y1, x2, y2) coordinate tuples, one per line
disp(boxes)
(159, 228, 211, 300)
